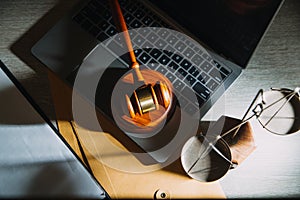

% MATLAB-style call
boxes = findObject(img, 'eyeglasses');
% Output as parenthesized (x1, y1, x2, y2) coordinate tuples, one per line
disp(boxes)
(251, 88, 300, 136)
(222, 87, 300, 138)
(181, 87, 300, 182)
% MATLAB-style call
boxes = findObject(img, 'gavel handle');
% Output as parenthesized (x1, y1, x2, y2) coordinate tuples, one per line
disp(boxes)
(109, 0, 144, 82)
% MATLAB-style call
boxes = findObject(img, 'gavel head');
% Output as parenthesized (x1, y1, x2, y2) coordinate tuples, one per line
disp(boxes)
(126, 81, 171, 118)
(111, 69, 174, 133)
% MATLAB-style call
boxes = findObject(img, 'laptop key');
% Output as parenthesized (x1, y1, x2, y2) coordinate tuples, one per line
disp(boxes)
(168, 61, 179, 71)
(189, 66, 200, 77)
(197, 72, 210, 85)
(98, 21, 109, 31)
(207, 79, 219, 91)
(163, 48, 174, 57)
(185, 39, 195, 48)
(130, 19, 142, 28)
(150, 49, 162, 59)
(102, 10, 111, 20)
(128, 29, 136, 37)
(202, 53, 212, 62)
(139, 28, 151, 36)
(97, 32, 109, 41)
(193, 82, 211, 100)
(185, 75, 196, 86)
(213, 60, 222, 68)
(191, 54, 204, 66)
(180, 59, 192, 70)
(155, 39, 167, 49)
(109, 17, 115, 26)
(165, 72, 176, 82)
(176, 68, 187, 79)
(157, 66, 168, 75)
(148, 59, 158, 70)
(173, 80, 185, 91)
(172, 54, 183, 63)
(134, 49, 143, 57)
(107, 40, 126, 57)
(133, 9, 145, 19)
(220, 66, 231, 76)
(193, 46, 204, 55)
(127, 4, 137, 13)
(209, 68, 223, 83)
(138, 52, 151, 64)
(183, 48, 195, 59)
(158, 55, 170, 65)
(124, 13, 134, 24)
(175, 41, 186, 51)
(132, 35, 145, 47)
(200, 61, 213, 72)
(142, 16, 153, 26)
(166, 35, 177, 45)
(147, 32, 159, 43)
(106, 27, 117, 36)
(143, 41, 152, 51)
(157, 28, 170, 39)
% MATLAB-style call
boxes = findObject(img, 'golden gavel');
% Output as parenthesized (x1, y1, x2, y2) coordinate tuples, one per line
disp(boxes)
(109, 0, 171, 119)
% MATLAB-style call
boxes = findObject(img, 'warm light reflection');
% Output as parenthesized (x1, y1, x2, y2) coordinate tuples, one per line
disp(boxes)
(160, 81, 171, 109)
(126, 94, 135, 118)
(118, 69, 174, 128)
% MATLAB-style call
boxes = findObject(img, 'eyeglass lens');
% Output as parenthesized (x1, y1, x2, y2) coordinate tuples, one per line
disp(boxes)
(257, 89, 300, 135)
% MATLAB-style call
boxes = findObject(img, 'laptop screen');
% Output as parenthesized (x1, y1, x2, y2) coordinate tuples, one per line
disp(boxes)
(149, 0, 282, 68)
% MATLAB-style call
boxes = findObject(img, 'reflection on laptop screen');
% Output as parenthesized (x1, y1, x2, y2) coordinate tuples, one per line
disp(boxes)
(150, 0, 282, 67)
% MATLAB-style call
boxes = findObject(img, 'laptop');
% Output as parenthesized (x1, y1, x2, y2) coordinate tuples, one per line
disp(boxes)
(31, 0, 283, 163)
(0, 60, 109, 199)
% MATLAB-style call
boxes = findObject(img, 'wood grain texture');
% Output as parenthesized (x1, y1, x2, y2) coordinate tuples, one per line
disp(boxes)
(0, 0, 299, 198)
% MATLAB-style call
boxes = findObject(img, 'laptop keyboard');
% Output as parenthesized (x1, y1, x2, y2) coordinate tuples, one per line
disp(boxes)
(72, 0, 232, 116)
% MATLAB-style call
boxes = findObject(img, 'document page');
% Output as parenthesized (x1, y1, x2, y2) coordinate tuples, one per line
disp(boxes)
(0, 63, 108, 199)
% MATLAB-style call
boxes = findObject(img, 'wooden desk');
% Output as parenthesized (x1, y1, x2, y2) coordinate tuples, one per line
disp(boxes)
(1, 0, 300, 198)
(47, 64, 226, 199)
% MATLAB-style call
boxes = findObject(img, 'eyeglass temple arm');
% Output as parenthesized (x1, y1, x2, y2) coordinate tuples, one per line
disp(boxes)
(231, 89, 264, 139)
(199, 90, 264, 162)
(190, 90, 264, 172)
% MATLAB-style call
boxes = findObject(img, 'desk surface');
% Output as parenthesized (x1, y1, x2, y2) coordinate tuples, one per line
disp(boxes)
(1, 0, 300, 198)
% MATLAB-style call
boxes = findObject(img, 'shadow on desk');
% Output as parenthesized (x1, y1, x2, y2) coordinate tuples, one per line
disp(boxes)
(7, 1, 226, 198)
(9, 0, 81, 121)
(23, 163, 78, 198)
(8, 0, 196, 168)
(10, 0, 80, 72)
(0, 83, 45, 125)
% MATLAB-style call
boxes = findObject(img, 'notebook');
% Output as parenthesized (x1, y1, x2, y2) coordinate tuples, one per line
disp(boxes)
(31, 0, 283, 163)
(0, 60, 109, 199)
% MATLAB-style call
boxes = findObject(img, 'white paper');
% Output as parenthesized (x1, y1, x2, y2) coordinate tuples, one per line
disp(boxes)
(0, 68, 106, 198)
